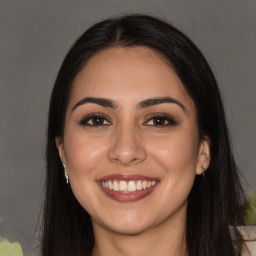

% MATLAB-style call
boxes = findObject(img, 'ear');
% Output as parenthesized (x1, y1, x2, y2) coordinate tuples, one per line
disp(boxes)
(196, 136, 211, 175)
(55, 136, 66, 165)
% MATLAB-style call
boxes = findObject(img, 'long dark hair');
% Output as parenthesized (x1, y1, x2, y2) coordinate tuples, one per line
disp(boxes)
(42, 14, 247, 256)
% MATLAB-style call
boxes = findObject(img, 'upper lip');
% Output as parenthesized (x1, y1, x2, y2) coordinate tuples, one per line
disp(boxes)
(97, 174, 159, 182)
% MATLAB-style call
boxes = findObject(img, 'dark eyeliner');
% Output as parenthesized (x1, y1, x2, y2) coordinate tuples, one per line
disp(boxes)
(79, 113, 111, 126)
(145, 113, 178, 127)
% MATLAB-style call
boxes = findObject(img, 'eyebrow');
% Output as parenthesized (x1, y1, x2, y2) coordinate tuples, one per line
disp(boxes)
(72, 97, 186, 112)
(138, 97, 186, 111)
(72, 97, 117, 111)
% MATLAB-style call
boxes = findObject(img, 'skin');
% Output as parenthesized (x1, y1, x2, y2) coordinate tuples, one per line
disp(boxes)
(56, 46, 210, 256)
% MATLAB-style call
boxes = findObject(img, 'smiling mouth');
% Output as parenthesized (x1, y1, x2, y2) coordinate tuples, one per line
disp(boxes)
(101, 180, 157, 192)
(97, 174, 159, 202)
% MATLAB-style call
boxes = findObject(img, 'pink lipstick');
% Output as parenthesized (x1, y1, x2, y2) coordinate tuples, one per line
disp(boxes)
(97, 174, 159, 202)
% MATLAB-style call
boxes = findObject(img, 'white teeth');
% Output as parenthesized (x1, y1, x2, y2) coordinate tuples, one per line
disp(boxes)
(128, 181, 136, 192)
(119, 181, 128, 191)
(101, 180, 157, 192)
(136, 180, 142, 190)
(108, 180, 113, 190)
(142, 180, 147, 189)
(147, 181, 152, 188)
(113, 180, 119, 191)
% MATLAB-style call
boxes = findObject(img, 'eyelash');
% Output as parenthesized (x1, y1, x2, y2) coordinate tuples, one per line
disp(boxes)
(79, 113, 111, 126)
(79, 113, 177, 127)
(144, 113, 177, 127)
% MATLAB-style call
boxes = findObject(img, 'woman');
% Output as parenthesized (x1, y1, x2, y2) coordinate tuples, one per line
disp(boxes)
(42, 14, 254, 256)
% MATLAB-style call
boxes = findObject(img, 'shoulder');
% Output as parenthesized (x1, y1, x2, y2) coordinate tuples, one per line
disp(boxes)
(237, 226, 256, 256)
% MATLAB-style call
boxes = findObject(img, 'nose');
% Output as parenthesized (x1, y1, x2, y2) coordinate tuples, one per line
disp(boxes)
(107, 125, 147, 166)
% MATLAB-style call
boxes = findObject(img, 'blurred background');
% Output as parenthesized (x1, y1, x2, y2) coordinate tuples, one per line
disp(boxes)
(0, 1, 255, 255)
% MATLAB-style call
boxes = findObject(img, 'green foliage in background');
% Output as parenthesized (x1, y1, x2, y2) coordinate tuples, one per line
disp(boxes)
(0, 239, 23, 256)
(245, 190, 256, 225)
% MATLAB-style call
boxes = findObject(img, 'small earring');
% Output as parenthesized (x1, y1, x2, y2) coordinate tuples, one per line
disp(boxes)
(63, 163, 69, 184)
(201, 166, 205, 178)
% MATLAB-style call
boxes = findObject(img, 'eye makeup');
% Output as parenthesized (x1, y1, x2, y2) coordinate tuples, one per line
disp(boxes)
(143, 113, 178, 127)
(79, 113, 112, 127)
(78, 111, 178, 128)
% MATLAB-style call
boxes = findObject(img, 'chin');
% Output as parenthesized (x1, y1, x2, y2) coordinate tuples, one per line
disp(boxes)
(93, 208, 159, 236)
(106, 220, 153, 236)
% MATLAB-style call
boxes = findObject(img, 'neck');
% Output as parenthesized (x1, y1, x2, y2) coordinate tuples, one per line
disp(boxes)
(91, 212, 188, 256)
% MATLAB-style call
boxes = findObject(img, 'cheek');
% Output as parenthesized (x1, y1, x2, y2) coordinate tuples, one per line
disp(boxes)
(150, 131, 199, 171)
(62, 131, 108, 212)
(147, 130, 199, 201)
(63, 131, 107, 178)
(149, 132, 198, 211)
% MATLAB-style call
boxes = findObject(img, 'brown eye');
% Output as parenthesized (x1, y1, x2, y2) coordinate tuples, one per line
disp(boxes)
(80, 115, 111, 126)
(145, 115, 177, 127)
(151, 117, 168, 126)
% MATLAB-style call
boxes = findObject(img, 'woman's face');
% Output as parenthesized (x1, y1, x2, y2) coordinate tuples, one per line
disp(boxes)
(56, 47, 210, 235)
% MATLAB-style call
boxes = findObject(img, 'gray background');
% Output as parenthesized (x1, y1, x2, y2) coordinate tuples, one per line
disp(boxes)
(0, 1, 255, 255)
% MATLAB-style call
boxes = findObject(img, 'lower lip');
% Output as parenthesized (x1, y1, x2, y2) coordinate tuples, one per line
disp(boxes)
(98, 182, 158, 202)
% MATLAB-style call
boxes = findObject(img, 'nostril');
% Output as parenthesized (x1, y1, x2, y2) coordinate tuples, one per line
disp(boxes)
(110, 156, 141, 166)
(109, 149, 147, 166)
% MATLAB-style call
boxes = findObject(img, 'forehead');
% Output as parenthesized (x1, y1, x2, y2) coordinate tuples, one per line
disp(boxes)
(69, 46, 195, 112)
